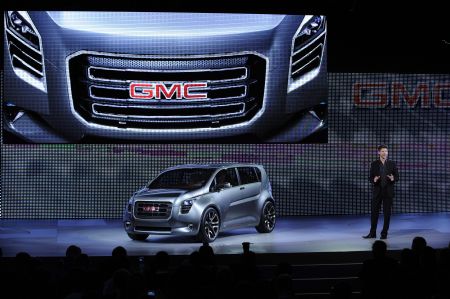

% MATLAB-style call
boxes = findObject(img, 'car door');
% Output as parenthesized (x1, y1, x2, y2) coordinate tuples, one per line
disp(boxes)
(229, 167, 262, 225)
(209, 168, 243, 227)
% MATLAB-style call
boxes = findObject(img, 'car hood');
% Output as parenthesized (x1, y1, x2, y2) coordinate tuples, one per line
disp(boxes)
(44, 11, 287, 37)
(133, 187, 207, 204)
(134, 188, 188, 200)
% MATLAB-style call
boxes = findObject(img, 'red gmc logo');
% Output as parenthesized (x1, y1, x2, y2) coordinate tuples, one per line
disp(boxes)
(130, 82, 208, 100)
(143, 206, 159, 212)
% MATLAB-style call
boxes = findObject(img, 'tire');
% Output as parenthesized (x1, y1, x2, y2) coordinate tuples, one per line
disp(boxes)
(127, 232, 149, 241)
(256, 200, 276, 233)
(196, 207, 220, 243)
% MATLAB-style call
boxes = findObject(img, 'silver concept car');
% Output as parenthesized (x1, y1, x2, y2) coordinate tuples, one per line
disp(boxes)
(123, 163, 276, 242)
(3, 11, 327, 142)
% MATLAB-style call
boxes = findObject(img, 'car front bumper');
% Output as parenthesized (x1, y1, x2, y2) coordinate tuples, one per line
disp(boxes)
(123, 202, 204, 236)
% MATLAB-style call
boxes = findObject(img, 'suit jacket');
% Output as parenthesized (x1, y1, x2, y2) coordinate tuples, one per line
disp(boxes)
(369, 159, 399, 198)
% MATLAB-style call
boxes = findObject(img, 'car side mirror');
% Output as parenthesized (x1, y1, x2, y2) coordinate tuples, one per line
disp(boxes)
(213, 182, 231, 192)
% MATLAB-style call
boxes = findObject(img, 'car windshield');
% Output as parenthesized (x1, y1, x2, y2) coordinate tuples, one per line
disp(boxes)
(147, 168, 215, 190)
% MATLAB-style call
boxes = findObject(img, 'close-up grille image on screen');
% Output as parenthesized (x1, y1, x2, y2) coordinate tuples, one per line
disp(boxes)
(2, 11, 328, 143)
(68, 53, 266, 129)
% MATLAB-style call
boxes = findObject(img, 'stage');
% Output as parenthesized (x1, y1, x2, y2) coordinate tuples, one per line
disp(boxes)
(0, 213, 449, 257)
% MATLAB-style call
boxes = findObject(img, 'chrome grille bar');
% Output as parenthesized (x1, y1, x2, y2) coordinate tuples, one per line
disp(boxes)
(92, 102, 246, 119)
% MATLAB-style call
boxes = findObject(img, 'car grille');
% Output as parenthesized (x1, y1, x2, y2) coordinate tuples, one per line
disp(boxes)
(290, 21, 326, 80)
(68, 52, 266, 129)
(134, 201, 172, 219)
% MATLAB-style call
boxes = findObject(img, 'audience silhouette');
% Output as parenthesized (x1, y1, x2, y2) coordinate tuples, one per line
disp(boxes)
(0, 236, 449, 299)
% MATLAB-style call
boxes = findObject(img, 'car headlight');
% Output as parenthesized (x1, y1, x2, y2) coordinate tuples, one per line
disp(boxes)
(288, 15, 326, 92)
(183, 199, 194, 206)
(6, 11, 40, 50)
(294, 15, 325, 49)
(126, 198, 133, 213)
(4, 11, 46, 91)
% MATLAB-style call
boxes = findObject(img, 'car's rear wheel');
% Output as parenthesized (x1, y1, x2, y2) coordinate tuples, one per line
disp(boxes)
(256, 200, 276, 233)
(127, 232, 149, 241)
(196, 207, 220, 243)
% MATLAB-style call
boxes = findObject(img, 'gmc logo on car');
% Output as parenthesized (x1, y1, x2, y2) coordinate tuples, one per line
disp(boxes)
(130, 82, 208, 100)
(143, 206, 159, 212)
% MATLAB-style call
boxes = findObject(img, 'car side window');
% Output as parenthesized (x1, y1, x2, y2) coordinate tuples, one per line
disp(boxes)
(226, 168, 239, 186)
(238, 167, 259, 185)
(211, 168, 238, 189)
(254, 167, 262, 182)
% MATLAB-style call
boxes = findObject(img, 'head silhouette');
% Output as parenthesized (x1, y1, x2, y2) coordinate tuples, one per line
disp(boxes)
(66, 245, 82, 258)
(112, 246, 127, 258)
(372, 240, 387, 259)
(411, 236, 427, 252)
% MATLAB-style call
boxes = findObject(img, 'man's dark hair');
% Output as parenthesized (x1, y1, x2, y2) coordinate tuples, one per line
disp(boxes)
(377, 145, 388, 151)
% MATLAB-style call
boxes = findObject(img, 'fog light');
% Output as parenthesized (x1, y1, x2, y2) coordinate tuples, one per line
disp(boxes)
(3, 102, 25, 123)
(188, 224, 193, 231)
(125, 221, 131, 229)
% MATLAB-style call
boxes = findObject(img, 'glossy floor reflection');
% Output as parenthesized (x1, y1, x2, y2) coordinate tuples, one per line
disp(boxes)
(1, 213, 449, 257)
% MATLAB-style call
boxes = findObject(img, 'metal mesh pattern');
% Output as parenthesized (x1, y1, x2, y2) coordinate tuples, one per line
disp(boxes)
(87, 55, 249, 70)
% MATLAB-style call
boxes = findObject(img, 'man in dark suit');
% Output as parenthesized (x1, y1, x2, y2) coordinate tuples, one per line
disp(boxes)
(363, 145, 399, 239)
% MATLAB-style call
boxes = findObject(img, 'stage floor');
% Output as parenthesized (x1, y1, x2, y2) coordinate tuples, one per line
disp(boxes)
(1, 213, 449, 257)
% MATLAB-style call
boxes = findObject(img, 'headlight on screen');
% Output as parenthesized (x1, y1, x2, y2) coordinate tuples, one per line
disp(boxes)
(4, 11, 46, 91)
(6, 11, 40, 50)
(288, 15, 326, 92)
(294, 15, 325, 49)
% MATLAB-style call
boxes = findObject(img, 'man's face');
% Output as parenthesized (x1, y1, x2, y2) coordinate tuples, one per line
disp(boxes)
(378, 148, 388, 160)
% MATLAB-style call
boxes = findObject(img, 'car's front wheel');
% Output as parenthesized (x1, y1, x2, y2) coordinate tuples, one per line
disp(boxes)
(196, 207, 220, 243)
(127, 232, 149, 241)
(256, 200, 276, 233)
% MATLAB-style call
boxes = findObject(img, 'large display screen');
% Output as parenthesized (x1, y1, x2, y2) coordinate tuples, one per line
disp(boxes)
(2, 11, 328, 143)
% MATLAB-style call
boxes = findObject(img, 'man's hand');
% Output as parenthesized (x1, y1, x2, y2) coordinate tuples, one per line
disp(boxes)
(387, 174, 394, 181)
(374, 176, 380, 183)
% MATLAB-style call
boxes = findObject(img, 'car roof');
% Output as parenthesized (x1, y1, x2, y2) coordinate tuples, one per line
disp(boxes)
(165, 163, 262, 171)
